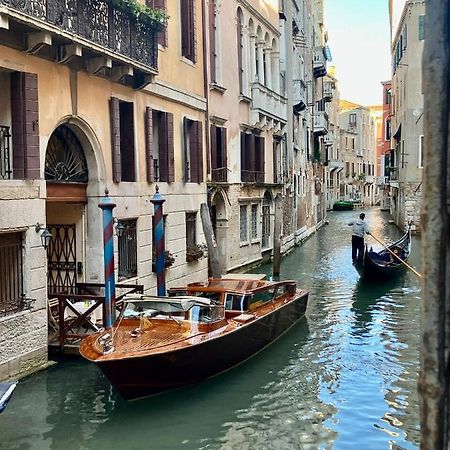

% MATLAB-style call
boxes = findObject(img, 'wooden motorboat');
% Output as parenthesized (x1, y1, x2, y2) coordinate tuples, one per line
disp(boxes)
(358, 227, 412, 279)
(333, 200, 354, 211)
(80, 278, 309, 400)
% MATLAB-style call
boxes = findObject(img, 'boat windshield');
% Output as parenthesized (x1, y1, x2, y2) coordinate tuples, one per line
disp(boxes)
(121, 296, 224, 323)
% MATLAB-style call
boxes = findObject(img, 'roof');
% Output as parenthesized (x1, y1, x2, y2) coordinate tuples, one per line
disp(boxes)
(340, 100, 363, 111)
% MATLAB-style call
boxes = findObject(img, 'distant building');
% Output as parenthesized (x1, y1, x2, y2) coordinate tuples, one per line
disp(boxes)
(380, 81, 393, 210)
(388, 0, 424, 233)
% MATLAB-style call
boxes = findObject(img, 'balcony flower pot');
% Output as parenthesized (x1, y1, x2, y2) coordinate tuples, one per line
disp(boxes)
(152, 250, 175, 272)
(186, 244, 208, 263)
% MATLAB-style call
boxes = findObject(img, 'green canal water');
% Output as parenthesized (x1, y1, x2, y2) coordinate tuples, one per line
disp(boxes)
(0, 208, 421, 450)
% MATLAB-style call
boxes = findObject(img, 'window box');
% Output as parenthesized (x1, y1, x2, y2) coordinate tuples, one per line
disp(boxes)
(186, 244, 207, 262)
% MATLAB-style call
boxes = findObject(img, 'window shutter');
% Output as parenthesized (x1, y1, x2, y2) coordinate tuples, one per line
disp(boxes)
(158, 111, 168, 182)
(210, 124, 217, 171)
(237, 11, 243, 94)
(120, 102, 135, 182)
(145, 107, 154, 182)
(221, 127, 227, 172)
(181, 0, 190, 57)
(11, 72, 40, 180)
(109, 97, 121, 182)
(209, 0, 216, 82)
(196, 120, 203, 182)
(191, 0, 197, 62)
(166, 112, 174, 182)
(240, 132, 245, 180)
(249, 133, 256, 173)
(255, 135, 265, 181)
(183, 117, 189, 181)
(189, 120, 199, 183)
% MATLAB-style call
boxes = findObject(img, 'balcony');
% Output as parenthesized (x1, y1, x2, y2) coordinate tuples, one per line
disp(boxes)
(376, 176, 388, 186)
(313, 47, 327, 78)
(329, 159, 344, 171)
(323, 81, 333, 102)
(250, 82, 287, 126)
(313, 111, 328, 135)
(211, 167, 228, 183)
(293, 79, 307, 114)
(241, 170, 264, 184)
(364, 175, 375, 184)
(0, 0, 161, 87)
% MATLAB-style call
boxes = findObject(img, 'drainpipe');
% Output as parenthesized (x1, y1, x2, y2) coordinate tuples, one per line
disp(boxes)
(201, 0, 210, 179)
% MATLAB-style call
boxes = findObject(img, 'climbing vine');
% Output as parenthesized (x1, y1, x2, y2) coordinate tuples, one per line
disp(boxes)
(111, 0, 168, 30)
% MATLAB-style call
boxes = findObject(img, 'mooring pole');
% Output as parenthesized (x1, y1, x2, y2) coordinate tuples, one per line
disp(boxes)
(200, 203, 221, 278)
(273, 193, 282, 276)
(98, 189, 117, 328)
(151, 186, 166, 296)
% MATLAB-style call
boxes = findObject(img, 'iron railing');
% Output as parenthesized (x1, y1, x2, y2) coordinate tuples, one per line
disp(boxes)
(0, 233, 29, 316)
(211, 167, 228, 182)
(0, 125, 12, 180)
(118, 219, 137, 280)
(241, 170, 265, 183)
(0, 0, 158, 70)
(153, 158, 159, 182)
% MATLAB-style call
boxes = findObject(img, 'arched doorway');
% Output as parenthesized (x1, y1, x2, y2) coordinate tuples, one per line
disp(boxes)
(45, 123, 97, 295)
(210, 188, 228, 270)
(261, 190, 273, 249)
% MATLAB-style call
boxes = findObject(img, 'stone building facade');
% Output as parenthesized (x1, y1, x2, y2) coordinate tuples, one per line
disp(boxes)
(388, 0, 424, 233)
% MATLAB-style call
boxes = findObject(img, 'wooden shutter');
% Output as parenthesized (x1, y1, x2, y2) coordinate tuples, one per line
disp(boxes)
(191, 0, 197, 62)
(210, 124, 217, 171)
(196, 121, 203, 182)
(181, 0, 190, 57)
(209, 0, 216, 82)
(166, 112, 174, 182)
(11, 72, 40, 180)
(237, 11, 243, 94)
(110, 97, 121, 182)
(220, 127, 227, 172)
(120, 101, 135, 182)
(145, 107, 154, 182)
(248, 133, 255, 173)
(240, 131, 245, 180)
(159, 111, 168, 182)
(183, 117, 189, 181)
(189, 120, 199, 183)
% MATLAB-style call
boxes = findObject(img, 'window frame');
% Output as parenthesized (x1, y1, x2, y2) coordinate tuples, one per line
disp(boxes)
(118, 219, 138, 281)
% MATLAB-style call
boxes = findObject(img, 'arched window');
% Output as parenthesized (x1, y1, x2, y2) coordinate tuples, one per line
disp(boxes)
(45, 125, 88, 183)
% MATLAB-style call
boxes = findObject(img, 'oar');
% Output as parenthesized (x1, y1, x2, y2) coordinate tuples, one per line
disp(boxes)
(368, 232, 422, 278)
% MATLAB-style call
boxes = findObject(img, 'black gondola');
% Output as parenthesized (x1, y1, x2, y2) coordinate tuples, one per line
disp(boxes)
(356, 226, 412, 279)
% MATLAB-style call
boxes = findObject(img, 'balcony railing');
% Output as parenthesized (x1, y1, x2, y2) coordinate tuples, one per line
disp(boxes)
(0, 125, 12, 180)
(293, 79, 307, 114)
(0, 0, 159, 71)
(211, 167, 228, 182)
(313, 47, 327, 78)
(241, 170, 265, 184)
(323, 82, 333, 102)
(250, 82, 287, 125)
(313, 111, 328, 135)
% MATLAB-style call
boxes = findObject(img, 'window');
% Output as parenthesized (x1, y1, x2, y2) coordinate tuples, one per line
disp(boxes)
(251, 204, 258, 239)
(210, 124, 227, 181)
(346, 161, 350, 176)
(118, 219, 137, 280)
(240, 131, 265, 183)
(349, 113, 357, 126)
(145, 108, 174, 183)
(183, 118, 203, 183)
(185, 212, 197, 251)
(419, 15, 425, 41)
(419, 135, 424, 168)
(352, 138, 355, 150)
(240, 204, 248, 242)
(385, 88, 392, 105)
(385, 119, 391, 141)
(181, 0, 196, 62)
(0, 125, 12, 180)
(147, 0, 167, 46)
(110, 98, 135, 182)
(0, 233, 24, 316)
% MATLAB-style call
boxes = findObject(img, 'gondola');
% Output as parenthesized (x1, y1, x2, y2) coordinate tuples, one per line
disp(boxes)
(357, 226, 412, 279)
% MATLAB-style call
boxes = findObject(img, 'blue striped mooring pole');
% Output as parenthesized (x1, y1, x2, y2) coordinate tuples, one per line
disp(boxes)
(98, 189, 117, 328)
(150, 185, 166, 297)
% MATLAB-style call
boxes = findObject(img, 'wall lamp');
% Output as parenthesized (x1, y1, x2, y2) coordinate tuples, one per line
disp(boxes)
(35, 223, 52, 250)
(114, 218, 125, 238)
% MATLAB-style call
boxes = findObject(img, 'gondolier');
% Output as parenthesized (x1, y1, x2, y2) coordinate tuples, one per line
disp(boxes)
(348, 213, 370, 262)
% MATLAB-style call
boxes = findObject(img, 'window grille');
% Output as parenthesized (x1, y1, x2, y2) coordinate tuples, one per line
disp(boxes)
(118, 219, 137, 281)
(185, 212, 197, 251)
(251, 205, 258, 239)
(0, 233, 25, 316)
(240, 205, 248, 242)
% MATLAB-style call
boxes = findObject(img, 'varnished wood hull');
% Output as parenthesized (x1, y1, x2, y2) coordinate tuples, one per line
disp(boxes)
(94, 292, 308, 400)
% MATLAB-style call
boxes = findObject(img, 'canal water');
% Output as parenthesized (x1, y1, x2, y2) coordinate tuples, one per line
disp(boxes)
(1, 208, 421, 450)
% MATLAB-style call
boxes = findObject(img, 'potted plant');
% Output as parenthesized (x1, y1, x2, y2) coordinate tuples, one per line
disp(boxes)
(186, 243, 208, 263)
(152, 250, 175, 272)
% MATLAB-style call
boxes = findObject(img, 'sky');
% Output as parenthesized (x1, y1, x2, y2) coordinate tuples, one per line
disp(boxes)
(324, 0, 391, 106)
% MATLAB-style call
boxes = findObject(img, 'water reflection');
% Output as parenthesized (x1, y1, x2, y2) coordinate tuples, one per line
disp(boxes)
(0, 209, 421, 450)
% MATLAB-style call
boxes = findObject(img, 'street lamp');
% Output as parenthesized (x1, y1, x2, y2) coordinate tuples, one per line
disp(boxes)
(35, 223, 52, 250)
(114, 219, 125, 238)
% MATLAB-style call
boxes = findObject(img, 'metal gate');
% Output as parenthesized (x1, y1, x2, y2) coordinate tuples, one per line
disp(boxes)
(47, 224, 77, 295)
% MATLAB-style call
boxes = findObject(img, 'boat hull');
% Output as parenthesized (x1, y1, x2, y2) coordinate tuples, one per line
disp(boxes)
(95, 292, 308, 400)
(332, 201, 354, 211)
